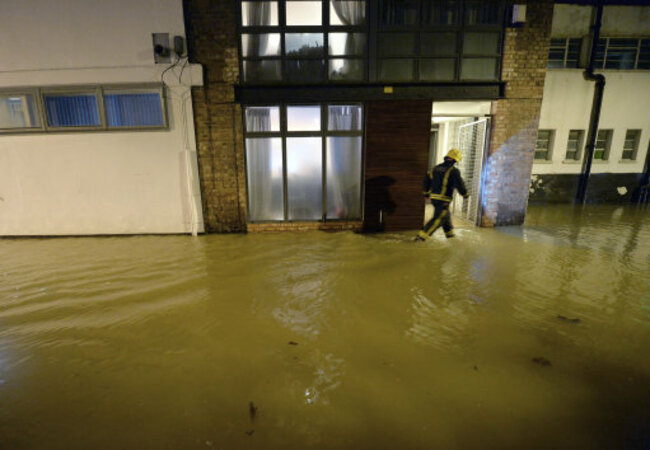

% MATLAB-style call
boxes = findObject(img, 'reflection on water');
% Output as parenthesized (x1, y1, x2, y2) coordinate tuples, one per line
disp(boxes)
(0, 205, 649, 449)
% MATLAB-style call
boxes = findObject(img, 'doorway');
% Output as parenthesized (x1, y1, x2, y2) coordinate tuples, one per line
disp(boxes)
(425, 101, 491, 227)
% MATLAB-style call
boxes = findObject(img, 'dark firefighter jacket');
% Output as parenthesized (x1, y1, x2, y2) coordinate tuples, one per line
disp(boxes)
(423, 160, 469, 202)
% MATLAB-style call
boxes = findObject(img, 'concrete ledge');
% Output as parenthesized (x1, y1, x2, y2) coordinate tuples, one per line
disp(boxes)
(247, 221, 363, 233)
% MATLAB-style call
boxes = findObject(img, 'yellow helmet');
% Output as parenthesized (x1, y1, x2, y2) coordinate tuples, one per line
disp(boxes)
(445, 148, 462, 162)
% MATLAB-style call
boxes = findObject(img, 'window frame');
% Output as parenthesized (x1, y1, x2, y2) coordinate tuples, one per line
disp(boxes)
(594, 37, 650, 70)
(594, 129, 613, 161)
(376, 0, 505, 83)
(0, 84, 167, 135)
(243, 102, 365, 223)
(547, 37, 582, 69)
(564, 129, 584, 161)
(534, 129, 554, 161)
(239, 0, 369, 85)
(621, 129, 641, 161)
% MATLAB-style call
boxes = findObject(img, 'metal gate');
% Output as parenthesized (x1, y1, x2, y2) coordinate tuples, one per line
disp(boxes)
(452, 119, 489, 225)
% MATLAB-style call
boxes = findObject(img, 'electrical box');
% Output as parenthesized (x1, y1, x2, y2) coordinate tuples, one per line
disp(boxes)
(152, 33, 171, 64)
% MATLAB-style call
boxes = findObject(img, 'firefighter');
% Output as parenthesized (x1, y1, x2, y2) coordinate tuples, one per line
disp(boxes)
(415, 148, 469, 241)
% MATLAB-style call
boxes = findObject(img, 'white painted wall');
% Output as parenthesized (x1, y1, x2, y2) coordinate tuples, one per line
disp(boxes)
(552, 5, 650, 37)
(535, 70, 650, 175)
(0, 0, 204, 235)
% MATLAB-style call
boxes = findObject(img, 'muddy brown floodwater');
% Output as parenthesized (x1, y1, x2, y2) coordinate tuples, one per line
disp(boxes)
(0, 204, 649, 449)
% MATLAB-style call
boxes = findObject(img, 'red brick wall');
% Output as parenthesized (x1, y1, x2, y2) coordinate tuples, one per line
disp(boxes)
(482, 1, 554, 226)
(184, 0, 247, 232)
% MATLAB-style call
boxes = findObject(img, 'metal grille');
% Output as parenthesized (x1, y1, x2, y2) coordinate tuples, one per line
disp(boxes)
(452, 119, 488, 225)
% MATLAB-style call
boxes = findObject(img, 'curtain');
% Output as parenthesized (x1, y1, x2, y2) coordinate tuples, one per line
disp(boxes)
(327, 106, 362, 219)
(246, 3, 273, 81)
(246, 109, 280, 221)
(331, 1, 366, 78)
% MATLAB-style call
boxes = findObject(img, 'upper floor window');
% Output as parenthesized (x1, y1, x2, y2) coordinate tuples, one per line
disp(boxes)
(594, 38, 650, 70)
(240, 0, 367, 84)
(547, 38, 581, 68)
(239, 0, 504, 85)
(376, 0, 503, 82)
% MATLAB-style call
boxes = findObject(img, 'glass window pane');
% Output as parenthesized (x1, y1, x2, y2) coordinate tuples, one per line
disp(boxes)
(285, 33, 324, 57)
(286, 59, 325, 83)
(287, 137, 323, 220)
(464, 32, 499, 55)
(379, 59, 414, 81)
(327, 137, 362, 219)
(421, 33, 457, 57)
(380, 0, 419, 26)
(241, 1, 279, 26)
(330, 1, 366, 26)
(423, 1, 461, 26)
(246, 138, 284, 221)
(287, 106, 321, 131)
(460, 58, 497, 80)
(420, 59, 455, 81)
(378, 33, 416, 57)
(604, 49, 636, 69)
(287, 1, 322, 26)
(243, 60, 282, 82)
(0, 93, 40, 129)
(245, 107, 280, 132)
(329, 33, 366, 56)
(328, 105, 362, 130)
(465, 1, 501, 25)
(242, 34, 281, 57)
(44, 93, 100, 127)
(104, 91, 163, 127)
(329, 59, 365, 80)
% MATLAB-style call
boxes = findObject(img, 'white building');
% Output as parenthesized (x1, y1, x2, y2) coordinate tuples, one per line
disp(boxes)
(531, 3, 650, 202)
(0, 0, 204, 236)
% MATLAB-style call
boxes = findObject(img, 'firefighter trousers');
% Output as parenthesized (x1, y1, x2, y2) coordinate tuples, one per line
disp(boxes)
(418, 200, 455, 240)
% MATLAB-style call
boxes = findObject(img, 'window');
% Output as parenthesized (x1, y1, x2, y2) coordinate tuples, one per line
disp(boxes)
(43, 90, 102, 128)
(240, 0, 368, 84)
(594, 38, 650, 70)
(104, 89, 165, 128)
(534, 130, 553, 160)
(377, 0, 504, 82)
(594, 129, 612, 160)
(0, 92, 41, 130)
(0, 85, 165, 134)
(547, 38, 581, 68)
(239, 0, 505, 84)
(621, 129, 640, 160)
(244, 104, 363, 222)
(565, 129, 583, 161)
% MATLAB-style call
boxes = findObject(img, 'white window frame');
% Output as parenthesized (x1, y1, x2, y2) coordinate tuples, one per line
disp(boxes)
(534, 129, 554, 161)
(594, 129, 612, 161)
(621, 129, 641, 161)
(564, 129, 584, 161)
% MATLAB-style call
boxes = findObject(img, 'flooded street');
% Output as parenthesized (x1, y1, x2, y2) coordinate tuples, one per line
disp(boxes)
(0, 205, 648, 449)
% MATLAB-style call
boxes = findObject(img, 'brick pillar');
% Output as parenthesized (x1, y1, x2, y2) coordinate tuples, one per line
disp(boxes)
(481, 1, 553, 226)
(183, 0, 247, 232)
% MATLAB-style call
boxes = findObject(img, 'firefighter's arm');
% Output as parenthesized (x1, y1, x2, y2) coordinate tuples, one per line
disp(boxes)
(422, 170, 433, 197)
(454, 169, 469, 198)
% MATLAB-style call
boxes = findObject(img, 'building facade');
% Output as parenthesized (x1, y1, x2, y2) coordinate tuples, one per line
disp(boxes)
(4, 1, 643, 237)
(0, 0, 204, 236)
(530, 4, 650, 203)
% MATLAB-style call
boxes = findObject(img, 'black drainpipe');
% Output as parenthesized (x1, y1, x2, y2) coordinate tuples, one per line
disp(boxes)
(575, 1, 605, 204)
